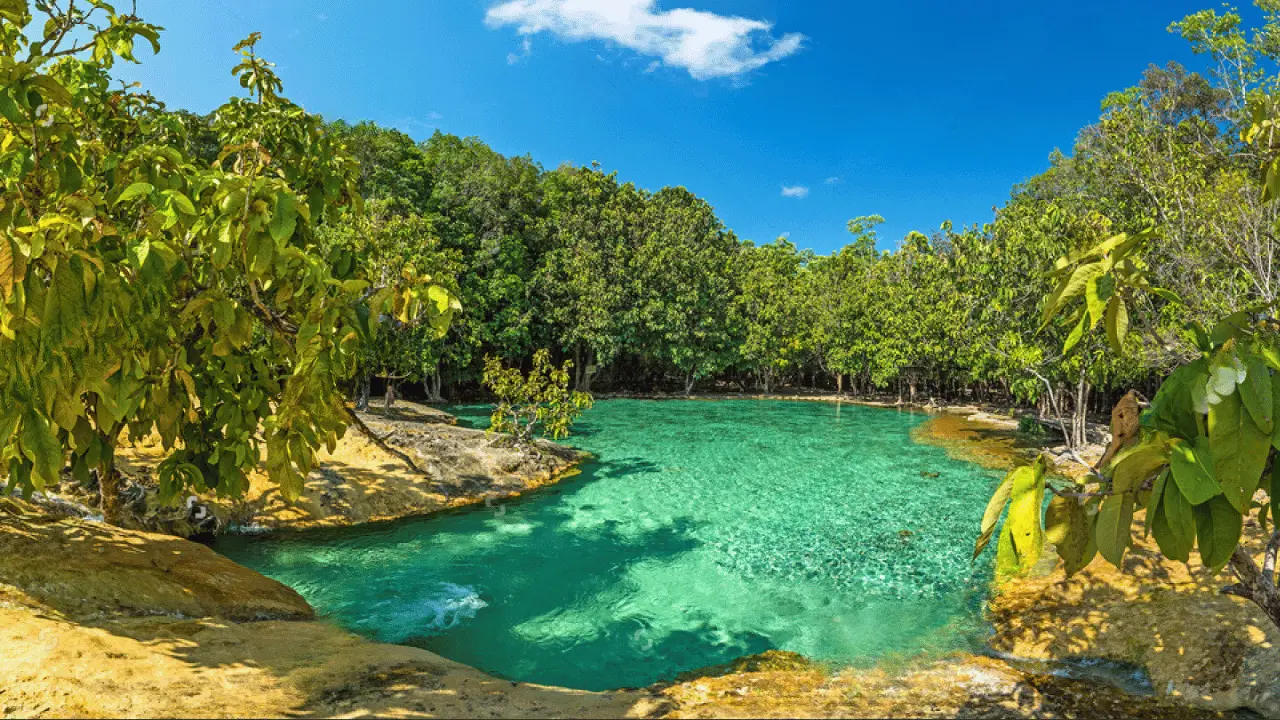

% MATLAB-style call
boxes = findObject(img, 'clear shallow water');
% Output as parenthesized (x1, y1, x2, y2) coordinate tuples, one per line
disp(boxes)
(215, 399, 1002, 691)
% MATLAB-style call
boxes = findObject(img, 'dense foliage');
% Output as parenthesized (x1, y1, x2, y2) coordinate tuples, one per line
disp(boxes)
(0, 1, 456, 522)
(329, 4, 1280, 462)
(482, 349, 592, 455)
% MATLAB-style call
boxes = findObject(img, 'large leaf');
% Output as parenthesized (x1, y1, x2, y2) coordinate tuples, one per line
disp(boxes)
(1096, 491, 1134, 566)
(114, 181, 154, 205)
(1208, 389, 1270, 514)
(1105, 295, 1128, 353)
(1044, 261, 1106, 325)
(0, 238, 12, 300)
(1085, 274, 1113, 329)
(1046, 496, 1094, 576)
(1239, 354, 1274, 435)
(1170, 436, 1222, 505)
(1143, 360, 1207, 441)
(269, 192, 298, 244)
(1193, 495, 1242, 572)
(1110, 441, 1168, 494)
(19, 411, 63, 489)
(992, 457, 1047, 576)
(974, 473, 1013, 560)
(0, 0, 28, 24)
(1152, 472, 1195, 563)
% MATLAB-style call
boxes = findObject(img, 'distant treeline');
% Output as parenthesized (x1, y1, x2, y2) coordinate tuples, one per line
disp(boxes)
(172, 7, 1277, 430)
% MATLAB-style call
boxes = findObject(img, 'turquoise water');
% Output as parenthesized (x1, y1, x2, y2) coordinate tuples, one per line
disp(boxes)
(214, 399, 1001, 691)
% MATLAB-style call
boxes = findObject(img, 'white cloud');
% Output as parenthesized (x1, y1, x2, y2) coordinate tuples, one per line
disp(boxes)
(508, 37, 533, 65)
(824, 176, 841, 184)
(428, 111, 445, 121)
(485, 0, 804, 80)
(781, 185, 809, 199)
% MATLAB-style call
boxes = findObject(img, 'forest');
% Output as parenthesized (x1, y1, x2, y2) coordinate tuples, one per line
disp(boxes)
(211, 6, 1276, 462)
(3, 0, 1280, 716)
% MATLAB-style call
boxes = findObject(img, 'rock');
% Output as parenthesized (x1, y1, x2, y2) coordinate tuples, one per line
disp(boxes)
(114, 400, 586, 531)
(989, 524, 1280, 718)
(0, 498, 313, 621)
(0, 502, 663, 719)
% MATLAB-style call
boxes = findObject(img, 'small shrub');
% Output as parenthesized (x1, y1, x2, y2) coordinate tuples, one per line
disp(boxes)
(482, 350, 593, 454)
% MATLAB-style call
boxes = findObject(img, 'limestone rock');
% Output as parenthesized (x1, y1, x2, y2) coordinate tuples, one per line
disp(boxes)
(0, 498, 313, 621)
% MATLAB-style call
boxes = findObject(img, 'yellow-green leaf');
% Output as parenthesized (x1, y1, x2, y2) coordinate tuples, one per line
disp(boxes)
(1208, 389, 1271, 514)
(1096, 491, 1134, 567)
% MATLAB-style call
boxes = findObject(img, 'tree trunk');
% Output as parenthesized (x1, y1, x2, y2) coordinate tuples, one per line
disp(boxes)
(98, 449, 125, 526)
(684, 369, 697, 396)
(582, 348, 596, 393)
(574, 344, 583, 391)
(1226, 542, 1280, 631)
(837, 373, 844, 395)
(355, 373, 371, 411)
(384, 379, 397, 411)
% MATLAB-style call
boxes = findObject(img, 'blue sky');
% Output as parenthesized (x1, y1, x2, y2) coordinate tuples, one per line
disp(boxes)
(117, 0, 1222, 253)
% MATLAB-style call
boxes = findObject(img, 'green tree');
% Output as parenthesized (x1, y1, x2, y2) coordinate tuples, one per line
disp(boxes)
(0, 4, 456, 524)
(632, 187, 738, 394)
(733, 238, 809, 393)
(482, 349, 593, 455)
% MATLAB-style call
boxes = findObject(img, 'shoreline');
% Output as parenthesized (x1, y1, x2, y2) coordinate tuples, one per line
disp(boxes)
(5, 398, 1274, 717)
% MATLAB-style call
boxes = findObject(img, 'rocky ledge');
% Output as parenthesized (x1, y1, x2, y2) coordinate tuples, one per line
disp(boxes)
(108, 400, 586, 532)
(0, 501, 662, 719)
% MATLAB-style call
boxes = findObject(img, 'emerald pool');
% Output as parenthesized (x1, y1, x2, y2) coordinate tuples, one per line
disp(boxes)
(214, 399, 1002, 691)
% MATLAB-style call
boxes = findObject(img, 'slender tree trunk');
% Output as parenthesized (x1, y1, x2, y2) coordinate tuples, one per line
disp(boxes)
(583, 348, 596, 393)
(684, 369, 697, 396)
(98, 443, 124, 525)
(423, 369, 444, 403)
(355, 372, 371, 412)
(1225, 541, 1280, 631)
(837, 373, 844, 395)
(384, 379, 397, 411)
(574, 344, 583, 391)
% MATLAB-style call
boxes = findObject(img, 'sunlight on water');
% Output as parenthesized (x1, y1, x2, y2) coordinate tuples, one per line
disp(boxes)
(215, 399, 1002, 691)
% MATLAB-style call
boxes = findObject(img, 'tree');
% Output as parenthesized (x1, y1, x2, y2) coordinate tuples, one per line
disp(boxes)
(536, 163, 640, 391)
(482, 350, 593, 455)
(975, 225, 1280, 629)
(0, 3, 457, 524)
(632, 187, 738, 394)
(732, 238, 808, 393)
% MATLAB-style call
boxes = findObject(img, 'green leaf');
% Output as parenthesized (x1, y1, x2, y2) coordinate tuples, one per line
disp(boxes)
(1239, 354, 1274, 435)
(269, 192, 298, 244)
(19, 411, 63, 489)
(1152, 471, 1195, 563)
(1105, 295, 1129, 353)
(975, 466, 1019, 562)
(1193, 495, 1242, 572)
(1143, 360, 1206, 441)
(1170, 436, 1222, 505)
(0, 0, 27, 25)
(114, 182, 155, 205)
(1096, 491, 1134, 567)
(1085, 275, 1112, 329)
(1211, 311, 1252, 346)
(1063, 313, 1088, 354)
(0, 238, 13, 300)
(1208, 389, 1270, 514)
